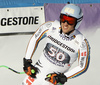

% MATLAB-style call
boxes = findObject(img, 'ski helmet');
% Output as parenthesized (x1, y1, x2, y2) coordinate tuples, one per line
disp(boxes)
(60, 4, 83, 29)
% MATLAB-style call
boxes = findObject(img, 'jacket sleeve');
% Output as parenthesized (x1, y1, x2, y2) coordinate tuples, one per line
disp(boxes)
(25, 23, 49, 59)
(65, 38, 90, 79)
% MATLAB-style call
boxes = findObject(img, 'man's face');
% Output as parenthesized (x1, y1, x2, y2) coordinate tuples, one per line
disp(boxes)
(60, 14, 76, 34)
(61, 21, 75, 34)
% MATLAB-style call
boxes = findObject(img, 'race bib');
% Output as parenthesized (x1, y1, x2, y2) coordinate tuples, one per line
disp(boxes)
(44, 43, 70, 67)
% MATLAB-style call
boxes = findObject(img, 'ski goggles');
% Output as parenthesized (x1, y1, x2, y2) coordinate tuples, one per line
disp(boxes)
(60, 14, 77, 25)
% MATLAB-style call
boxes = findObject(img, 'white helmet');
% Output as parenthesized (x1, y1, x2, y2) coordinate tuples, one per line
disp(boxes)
(61, 4, 83, 29)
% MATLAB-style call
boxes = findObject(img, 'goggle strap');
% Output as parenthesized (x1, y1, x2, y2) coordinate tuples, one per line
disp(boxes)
(77, 16, 83, 22)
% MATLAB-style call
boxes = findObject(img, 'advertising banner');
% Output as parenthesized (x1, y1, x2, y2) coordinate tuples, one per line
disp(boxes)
(0, 6, 45, 34)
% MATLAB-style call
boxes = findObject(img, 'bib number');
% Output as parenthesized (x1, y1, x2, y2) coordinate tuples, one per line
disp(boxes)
(48, 47, 65, 61)
(44, 43, 70, 67)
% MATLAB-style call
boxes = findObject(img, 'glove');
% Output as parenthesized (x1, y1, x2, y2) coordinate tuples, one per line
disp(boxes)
(23, 58, 39, 78)
(45, 72, 67, 85)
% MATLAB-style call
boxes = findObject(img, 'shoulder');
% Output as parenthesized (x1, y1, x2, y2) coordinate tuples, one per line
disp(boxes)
(74, 30, 87, 46)
(75, 30, 90, 48)
(75, 30, 85, 41)
(42, 20, 60, 28)
(41, 20, 60, 32)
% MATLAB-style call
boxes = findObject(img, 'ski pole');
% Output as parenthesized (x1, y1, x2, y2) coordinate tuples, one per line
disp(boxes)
(55, 83, 62, 85)
(0, 65, 63, 85)
(0, 65, 25, 74)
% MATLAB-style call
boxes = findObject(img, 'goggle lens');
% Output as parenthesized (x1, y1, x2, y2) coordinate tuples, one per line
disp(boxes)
(60, 14, 77, 25)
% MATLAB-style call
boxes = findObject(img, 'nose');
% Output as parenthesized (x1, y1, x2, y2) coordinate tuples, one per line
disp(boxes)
(63, 21, 68, 25)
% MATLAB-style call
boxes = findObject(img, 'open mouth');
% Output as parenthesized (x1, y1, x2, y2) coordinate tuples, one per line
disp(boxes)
(63, 26, 68, 30)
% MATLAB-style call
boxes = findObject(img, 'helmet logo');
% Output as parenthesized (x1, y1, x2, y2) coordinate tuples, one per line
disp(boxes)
(64, 8, 74, 15)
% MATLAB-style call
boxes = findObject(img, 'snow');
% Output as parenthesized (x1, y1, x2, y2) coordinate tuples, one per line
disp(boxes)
(0, 29, 100, 85)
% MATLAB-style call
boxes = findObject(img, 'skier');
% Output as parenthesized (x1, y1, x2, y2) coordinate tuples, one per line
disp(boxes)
(22, 4, 90, 85)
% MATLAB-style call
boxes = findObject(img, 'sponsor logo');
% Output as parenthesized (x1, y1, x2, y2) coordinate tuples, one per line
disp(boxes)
(44, 43, 70, 67)
(48, 35, 75, 52)
(44, 52, 66, 67)
(80, 42, 86, 48)
(52, 27, 56, 30)
(35, 28, 42, 38)
(59, 34, 76, 41)
(25, 76, 34, 85)
(81, 51, 86, 56)
(46, 22, 52, 28)
(80, 57, 85, 68)
(64, 8, 75, 14)
(74, 40, 79, 45)
(0, 16, 39, 26)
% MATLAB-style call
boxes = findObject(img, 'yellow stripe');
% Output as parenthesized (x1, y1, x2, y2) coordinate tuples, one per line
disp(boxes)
(78, 49, 80, 62)
(68, 39, 90, 79)
(25, 21, 53, 59)
(30, 30, 48, 59)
